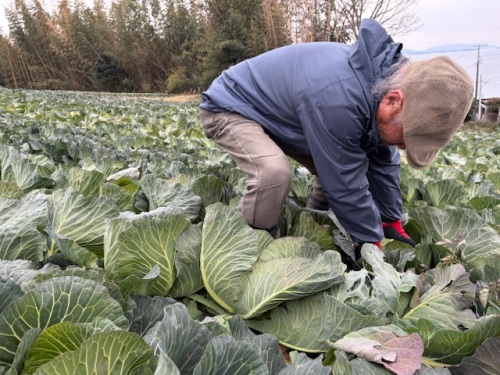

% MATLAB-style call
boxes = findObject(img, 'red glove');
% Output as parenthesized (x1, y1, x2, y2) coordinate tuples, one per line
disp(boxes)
(382, 220, 416, 247)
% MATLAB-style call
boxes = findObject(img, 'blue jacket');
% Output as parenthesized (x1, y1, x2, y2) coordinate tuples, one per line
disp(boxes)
(200, 19, 403, 243)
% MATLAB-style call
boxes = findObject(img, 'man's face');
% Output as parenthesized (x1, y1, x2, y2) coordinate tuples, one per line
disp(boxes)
(378, 115, 405, 149)
(376, 90, 405, 149)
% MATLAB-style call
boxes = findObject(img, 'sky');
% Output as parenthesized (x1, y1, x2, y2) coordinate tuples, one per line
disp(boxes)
(397, 0, 500, 51)
(395, 0, 500, 98)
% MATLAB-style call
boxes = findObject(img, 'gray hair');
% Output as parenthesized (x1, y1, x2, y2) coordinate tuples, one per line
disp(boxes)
(371, 55, 411, 103)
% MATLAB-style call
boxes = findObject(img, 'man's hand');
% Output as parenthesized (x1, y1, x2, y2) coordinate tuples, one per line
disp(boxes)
(383, 220, 416, 247)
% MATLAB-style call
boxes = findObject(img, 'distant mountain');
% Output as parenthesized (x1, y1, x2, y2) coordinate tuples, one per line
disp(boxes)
(402, 44, 500, 55)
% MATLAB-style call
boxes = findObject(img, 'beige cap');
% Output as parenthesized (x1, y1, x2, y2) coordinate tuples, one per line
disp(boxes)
(402, 56, 474, 169)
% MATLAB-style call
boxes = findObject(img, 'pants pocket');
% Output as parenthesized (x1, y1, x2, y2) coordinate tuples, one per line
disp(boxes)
(200, 110, 227, 140)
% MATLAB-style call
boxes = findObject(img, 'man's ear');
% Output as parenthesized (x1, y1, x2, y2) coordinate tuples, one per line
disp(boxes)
(382, 89, 404, 106)
(380, 90, 404, 115)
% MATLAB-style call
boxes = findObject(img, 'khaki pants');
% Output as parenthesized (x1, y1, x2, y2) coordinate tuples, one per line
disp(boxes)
(200, 109, 327, 229)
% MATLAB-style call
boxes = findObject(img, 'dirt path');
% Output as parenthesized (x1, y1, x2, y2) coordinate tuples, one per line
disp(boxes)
(164, 94, 201, 103)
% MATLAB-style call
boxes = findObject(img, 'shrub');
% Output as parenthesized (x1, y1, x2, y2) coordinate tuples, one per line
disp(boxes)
(166, 67, 191, 94)
(95, 53, 128, 92)
(486, 98, 500, 112)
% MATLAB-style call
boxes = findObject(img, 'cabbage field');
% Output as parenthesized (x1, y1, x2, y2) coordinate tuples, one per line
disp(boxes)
(0, 88, 499, 375)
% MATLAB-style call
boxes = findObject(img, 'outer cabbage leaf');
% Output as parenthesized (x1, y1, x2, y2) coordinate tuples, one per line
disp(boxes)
(154, 348, 180, 375)
(0, 276, 128, 367)
(201, 203, 343, 318)
(246, 246, 422, 352)
(477, 207, 500, 231)
(399, 264, 476, 331)
(4, 151, 54, 192)
(125, 295, 177, 337)
(99, 182, 138, 212)
(422, 180, 466, 208)
(449, 336, 500, 375)
(19, 268, 127, 310)
(23, 319, 121, 374)
(0, 181, 23, 199)
(469, 196, 500, 211)
(465, 179, 496, 198)
(329, 269, 376, 314)
(408, 315, 500, 365)
(400, 178, 423, 205)
(67, 167, 106, 197)
(277, 352, 331, 375)
(139, 174, 201, 220)
(189, 174, 231, 207)
(416, 368, 452, 375)
(34, 331, 157, 375)
(168, 224, 204, 298)
(201, 203, 263, 313)
(486, 171, 500, 192)
(200, 315, 231, 337)
(0, 260, 46, 286)
(0, 193, 47, 262)
(330, 350, 355, 375)
(349, 358, 395, 374)
(236, 239, 344, 318)
(330, 245, 411, 320)
(0, 277, 23, 314)
(289, 167, 312, 206)
(46, 229, 99, 269)
(192, 335, 269, 375)
(246, 292, 383, 353)
(144, 303, 213, 374)
(104, 214, 191, 296)
(290, 211, 336, 251)
(47, 188, 119, 256)
(0, 144, 11, 176)
(410, 206, 500, 282)
(8, 327, 41, 375)
(359, 245, 402, 320)
(228, 315, 286, 375)
(332, 325, 424, 375)
(348, 358, 452, 374)
(485, 301, 500, 317)
(382, 247, 418, 273)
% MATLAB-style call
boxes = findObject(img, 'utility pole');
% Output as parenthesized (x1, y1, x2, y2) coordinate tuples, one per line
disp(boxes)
(478, 74, 483, 120)
(474, 44, 487, 102)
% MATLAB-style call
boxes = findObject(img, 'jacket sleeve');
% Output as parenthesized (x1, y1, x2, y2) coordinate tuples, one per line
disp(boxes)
(366, 145, 403, 223)
(297, 88, 384, 244)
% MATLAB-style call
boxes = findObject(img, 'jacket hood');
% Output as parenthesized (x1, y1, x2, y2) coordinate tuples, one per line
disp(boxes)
(350, 19, 403, 91)
(349, 19, 403, 154)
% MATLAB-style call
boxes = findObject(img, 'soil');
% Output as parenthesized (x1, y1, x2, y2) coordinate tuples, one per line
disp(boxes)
(164, 94, 201, 103)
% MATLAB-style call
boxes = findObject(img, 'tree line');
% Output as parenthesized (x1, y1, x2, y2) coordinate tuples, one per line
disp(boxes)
(0, 0, 419, 93)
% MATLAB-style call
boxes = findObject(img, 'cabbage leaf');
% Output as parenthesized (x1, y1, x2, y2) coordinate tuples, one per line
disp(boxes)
(201, 203, 344, 319)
